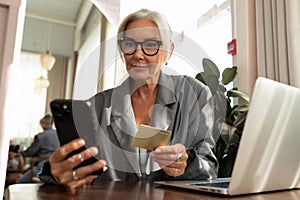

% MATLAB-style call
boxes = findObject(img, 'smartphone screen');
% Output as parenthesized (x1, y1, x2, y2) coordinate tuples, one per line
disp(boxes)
(50, 99, 103, 175)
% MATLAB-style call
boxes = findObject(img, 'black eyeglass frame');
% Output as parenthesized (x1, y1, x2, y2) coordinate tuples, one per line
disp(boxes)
(118, 39, 163, 56)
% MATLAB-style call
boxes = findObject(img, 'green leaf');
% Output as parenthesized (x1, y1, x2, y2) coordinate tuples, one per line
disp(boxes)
(202, 58, 220, 78)
(235, 104, 249, 112)
(196, 72, 219, 95)
(220, 124, 240, 145)
(213, 91, 227, 119)
(233, 112, 248, 133)
(230, 104, 249, 115)
(195, 72, 206, 84)
(223, 133, 240, 145)
(222, 66, 237, 85)
(204, 75, 219, 95)
(227, 89, 250, 102)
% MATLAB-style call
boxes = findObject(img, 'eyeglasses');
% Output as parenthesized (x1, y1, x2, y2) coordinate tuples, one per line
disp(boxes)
(118, 39, 162, 56)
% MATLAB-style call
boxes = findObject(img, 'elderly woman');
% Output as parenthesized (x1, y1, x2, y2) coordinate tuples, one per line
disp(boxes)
(39, 8, 218, 189)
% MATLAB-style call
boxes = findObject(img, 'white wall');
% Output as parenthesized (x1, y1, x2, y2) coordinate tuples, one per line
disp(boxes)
(22, 17, 75, 57)
(0, 0, 26, 196)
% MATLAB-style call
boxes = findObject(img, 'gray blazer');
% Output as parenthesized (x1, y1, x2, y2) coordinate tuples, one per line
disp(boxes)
(39, 72, 218, 184)
(91, 72, 218, 182)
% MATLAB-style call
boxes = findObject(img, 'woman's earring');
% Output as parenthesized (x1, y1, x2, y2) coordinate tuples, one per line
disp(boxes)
(165, 62, 168, 65)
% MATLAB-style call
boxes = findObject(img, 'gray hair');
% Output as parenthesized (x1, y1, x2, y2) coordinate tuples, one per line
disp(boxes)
(117, 9, 173, 58)
(40, 114, 53, 124)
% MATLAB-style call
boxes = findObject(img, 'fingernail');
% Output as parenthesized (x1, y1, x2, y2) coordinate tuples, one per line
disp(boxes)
(103, 166, 108, 172)
(77, 139, 85, 146)
(89, 147, 98, 156)
(155, 148, 162, 153)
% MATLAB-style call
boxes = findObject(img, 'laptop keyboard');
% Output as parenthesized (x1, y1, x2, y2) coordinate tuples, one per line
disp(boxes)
(190, 181, 230, 189)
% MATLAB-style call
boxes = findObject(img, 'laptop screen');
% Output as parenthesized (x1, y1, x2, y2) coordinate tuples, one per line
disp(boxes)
(229, 77, 300, 195)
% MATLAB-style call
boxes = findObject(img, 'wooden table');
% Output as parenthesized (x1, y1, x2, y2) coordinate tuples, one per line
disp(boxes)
(5, 181, 300, 200)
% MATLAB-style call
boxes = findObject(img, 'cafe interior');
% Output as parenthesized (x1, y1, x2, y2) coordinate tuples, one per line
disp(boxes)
(1, 0, 300, 199)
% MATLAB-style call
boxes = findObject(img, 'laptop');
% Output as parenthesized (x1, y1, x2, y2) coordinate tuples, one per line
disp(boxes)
(155, 77, 300, 195)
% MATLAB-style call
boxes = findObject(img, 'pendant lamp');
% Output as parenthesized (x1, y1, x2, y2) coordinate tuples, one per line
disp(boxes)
(40, 51, 55, 71)
(34, 75, 50, 88)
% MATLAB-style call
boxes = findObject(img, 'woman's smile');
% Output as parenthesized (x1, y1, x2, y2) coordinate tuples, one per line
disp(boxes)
(131, 64, 148, 68)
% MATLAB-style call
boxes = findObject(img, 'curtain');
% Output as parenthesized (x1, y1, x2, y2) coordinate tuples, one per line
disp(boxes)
(286, 0, 300, 87)
(45, 55, 69, 113)
(256, 0, 300, 88)
(234, 0, 300, 97)
(5, 52, 47, 144)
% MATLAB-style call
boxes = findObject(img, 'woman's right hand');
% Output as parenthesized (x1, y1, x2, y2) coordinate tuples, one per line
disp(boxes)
(49, 138, 107, 190)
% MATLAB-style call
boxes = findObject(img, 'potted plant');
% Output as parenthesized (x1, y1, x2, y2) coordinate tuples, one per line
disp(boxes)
(196, 58, 250, 177)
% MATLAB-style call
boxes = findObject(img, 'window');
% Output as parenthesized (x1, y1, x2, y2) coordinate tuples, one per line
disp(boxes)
(119, 0, 232, 80)
(5, 51, 47, 147)
(186, 0, 232, 75)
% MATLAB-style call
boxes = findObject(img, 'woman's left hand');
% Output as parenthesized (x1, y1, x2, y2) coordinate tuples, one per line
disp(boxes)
(149, 143, 188, 177)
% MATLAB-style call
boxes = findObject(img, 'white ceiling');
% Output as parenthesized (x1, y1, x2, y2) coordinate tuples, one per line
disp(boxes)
(22, 0, 223, 56)
(91, 0, 120, 27)
(26, 0, 84, 26)
(23, 0, 120, 56)
(25, 0, 120, 27)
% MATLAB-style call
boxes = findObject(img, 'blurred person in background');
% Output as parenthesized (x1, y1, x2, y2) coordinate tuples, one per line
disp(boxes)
(5, 140, 25, 187)
(16, 114, 59, 183)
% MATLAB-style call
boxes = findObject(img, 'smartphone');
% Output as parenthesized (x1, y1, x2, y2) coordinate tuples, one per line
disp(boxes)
(50, 99, 104, 175)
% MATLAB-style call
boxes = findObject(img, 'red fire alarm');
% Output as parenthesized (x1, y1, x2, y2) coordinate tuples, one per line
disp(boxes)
(227, 39, 237, 55)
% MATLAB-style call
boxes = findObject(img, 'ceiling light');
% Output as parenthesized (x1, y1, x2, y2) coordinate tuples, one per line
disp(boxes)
(40, 51, 55, 71)
(34, 75, 50, 88)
